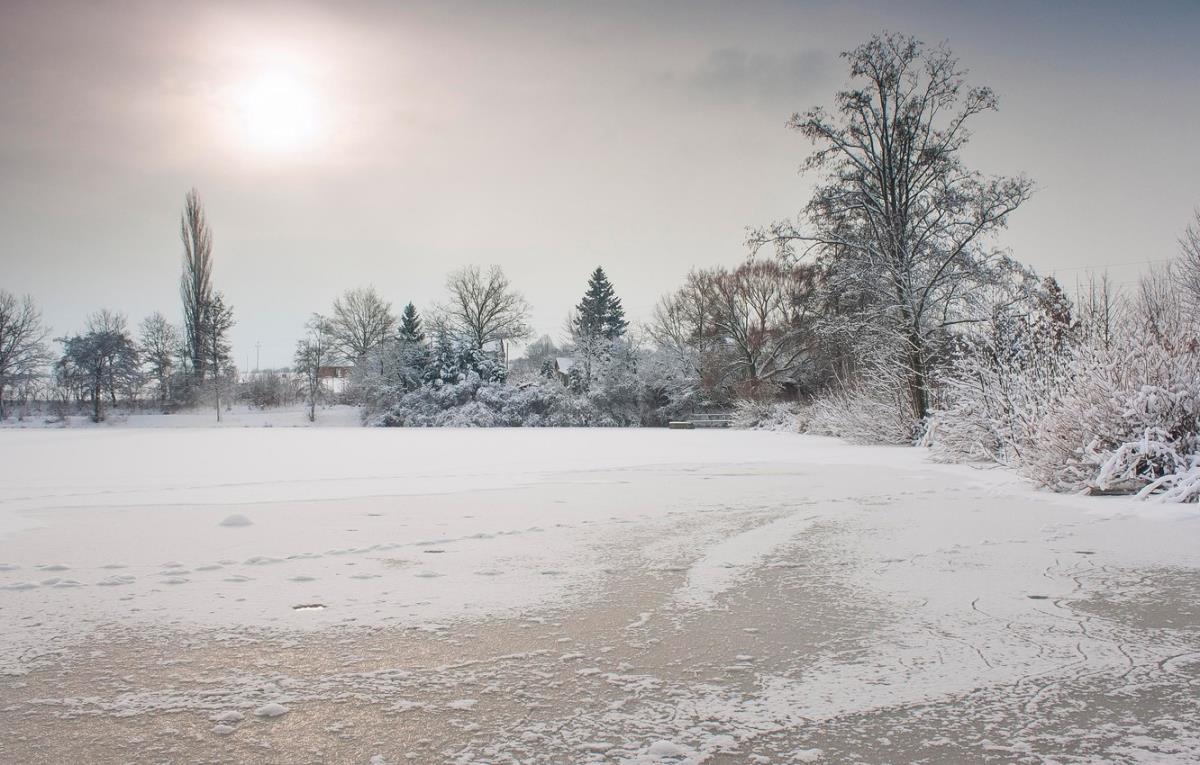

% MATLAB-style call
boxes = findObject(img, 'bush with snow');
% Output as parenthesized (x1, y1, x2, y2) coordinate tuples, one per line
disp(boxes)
(1023, 336, 1200, 501)
(930, 273, 1200, 502)
(807, 379, 919, 445)
(732, 400, 804, 432)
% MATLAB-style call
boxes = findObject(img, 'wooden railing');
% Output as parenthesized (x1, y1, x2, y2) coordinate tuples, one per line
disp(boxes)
(668, 412, 734, 429)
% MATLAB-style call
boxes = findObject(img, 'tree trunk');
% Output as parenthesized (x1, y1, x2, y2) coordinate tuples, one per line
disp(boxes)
(905, 329, 930, 424)
(92, 381, 103, 422)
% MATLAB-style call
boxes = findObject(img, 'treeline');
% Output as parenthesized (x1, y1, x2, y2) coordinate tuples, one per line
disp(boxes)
(0, 189, 244, 422)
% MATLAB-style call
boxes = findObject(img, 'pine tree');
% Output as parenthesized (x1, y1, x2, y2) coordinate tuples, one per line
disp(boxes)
(573, 267, 628, 341)
(399, 303, 425, 343)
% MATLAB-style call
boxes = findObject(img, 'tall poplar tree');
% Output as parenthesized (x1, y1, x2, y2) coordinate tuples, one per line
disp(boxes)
(180, 188, 213, 381)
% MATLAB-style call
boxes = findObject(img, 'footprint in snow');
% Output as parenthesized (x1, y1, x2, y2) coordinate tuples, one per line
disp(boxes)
(38, 564, 70, 572)
(219, 514, 252, 527)
(97, 575, 135, 587)
(414, 571, 442, 579)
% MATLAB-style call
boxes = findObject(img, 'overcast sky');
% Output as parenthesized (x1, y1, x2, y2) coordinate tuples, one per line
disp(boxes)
(2, 0, 1198, 368)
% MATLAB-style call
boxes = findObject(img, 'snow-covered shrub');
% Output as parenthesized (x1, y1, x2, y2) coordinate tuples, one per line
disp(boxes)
(634, 347, 702, 426)
(366, 372, 622, 428)
(732, 400, 804, 432)
(929, 281, 1076, 465)
(1021, 335, 1200, 500)
(932, 270, 1200, 502)
(807, 381, 918, 445)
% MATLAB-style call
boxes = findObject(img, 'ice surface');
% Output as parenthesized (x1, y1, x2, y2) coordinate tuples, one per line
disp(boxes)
(0, 427, 1196, 763)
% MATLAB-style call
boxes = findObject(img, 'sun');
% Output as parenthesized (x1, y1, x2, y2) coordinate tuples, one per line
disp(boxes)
(233, 69, 321, 155)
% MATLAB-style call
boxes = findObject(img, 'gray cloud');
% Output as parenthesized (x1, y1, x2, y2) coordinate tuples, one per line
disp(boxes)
(677, 47, 833, 110)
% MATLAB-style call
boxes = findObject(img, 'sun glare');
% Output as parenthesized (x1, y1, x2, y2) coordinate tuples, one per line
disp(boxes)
(234, 69, 321, 155)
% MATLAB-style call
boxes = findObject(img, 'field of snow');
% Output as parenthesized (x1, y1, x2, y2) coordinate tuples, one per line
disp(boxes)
(1, 427, 1198, 764)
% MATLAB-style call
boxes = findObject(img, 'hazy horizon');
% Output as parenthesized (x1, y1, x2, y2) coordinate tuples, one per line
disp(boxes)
(3, 0, 1198, 368)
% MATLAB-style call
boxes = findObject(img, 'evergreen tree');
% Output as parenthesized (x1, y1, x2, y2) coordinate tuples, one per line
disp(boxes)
(573, 267, 629, 341)
(399, 302, 425, 343)
(204, 292, 236, 421)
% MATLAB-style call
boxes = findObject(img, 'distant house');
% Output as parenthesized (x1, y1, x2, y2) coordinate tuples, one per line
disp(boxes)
(317, 365, 353, 394)
(552, 357, 575, 386)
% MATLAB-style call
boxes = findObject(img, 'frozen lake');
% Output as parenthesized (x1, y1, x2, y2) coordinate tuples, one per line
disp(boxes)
(1, 428, 1198, 763)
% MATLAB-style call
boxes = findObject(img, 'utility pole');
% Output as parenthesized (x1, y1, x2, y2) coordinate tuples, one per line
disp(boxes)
(255, 341, 261, 372)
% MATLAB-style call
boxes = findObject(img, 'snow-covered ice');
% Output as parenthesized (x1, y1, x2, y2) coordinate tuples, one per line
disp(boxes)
(0, 427, 1197, 763)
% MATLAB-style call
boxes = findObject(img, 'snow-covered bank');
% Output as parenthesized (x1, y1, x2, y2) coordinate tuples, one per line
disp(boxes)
(0, 404, 363, 430)
(0, 429, 1197, 764)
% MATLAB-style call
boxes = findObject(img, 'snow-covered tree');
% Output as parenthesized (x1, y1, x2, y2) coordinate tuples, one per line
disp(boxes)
(204, 293, 235, 421)
(750, 33, 1034, 428)
(56, 310, 140, 422)
(330, 287, 396, 362)
(1173, 209, 1200, 320)
(0, 291, 50, 420)
(573, 267, 628, 342)
(138, 312, 181, 411)
(295, 314, 334, 422)
(398, 302, 425, 344)
(443, 265, 531, 361)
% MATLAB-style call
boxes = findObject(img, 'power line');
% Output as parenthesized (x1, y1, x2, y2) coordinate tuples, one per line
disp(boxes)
(1047, 258, 1170, 273)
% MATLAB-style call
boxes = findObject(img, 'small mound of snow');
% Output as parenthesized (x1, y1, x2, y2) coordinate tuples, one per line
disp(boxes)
(211, 723, 236, 736)
(219, 514, 253, 527)
(2, 581, 38, 590)
(648, 740, 685, 757)
(793, 748, 824, 763)
(254, 702, 289, 718)
(210, 710, 244, 723)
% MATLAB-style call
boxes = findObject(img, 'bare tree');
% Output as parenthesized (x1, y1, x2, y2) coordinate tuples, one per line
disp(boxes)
(749, 33, 1034, 425)
(180, 188, 214, 381)
(1176, 208, 1200, 318)
(647, 270, 722, 393)
(139, 312, 181, 411)
(329, 286, 396, 361)
(295, 314, 334, 422)
(443, 265, 532, 361)
(1076, 272, 1123, 351)
(702, 261, 820, 399)
(0, 291, 50, 420)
